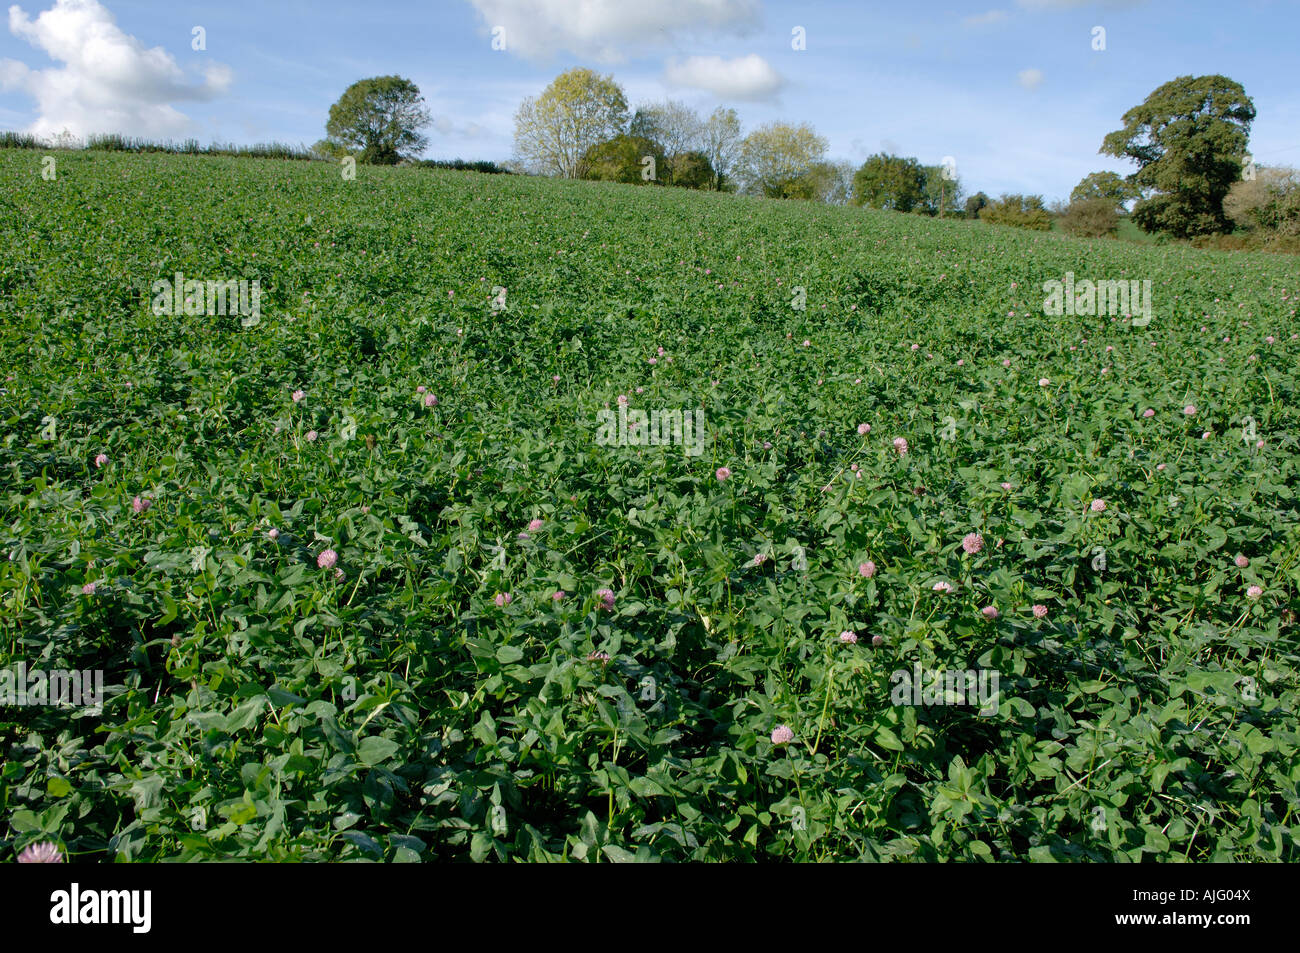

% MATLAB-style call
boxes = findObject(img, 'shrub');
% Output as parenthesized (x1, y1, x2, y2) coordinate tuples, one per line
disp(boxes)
(1060, 198, 1120, 238)
(979, 194, 1053, 230)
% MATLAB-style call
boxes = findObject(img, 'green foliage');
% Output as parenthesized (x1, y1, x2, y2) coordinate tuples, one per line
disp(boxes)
(514, 69, 629, 179)
(980, 194, 1053, 230)
(324, 76, 432, 165)
(919, 164, 964, 217)
(737, 122, 828, 199)
(1060, 198, 1121, 238)
(666, 151, 715, 191)
(965, 192, 990, 219)
(1101, 75, 1256, 238)
(853, 154, 926, 212)
(580, 135, 666, 185)
(1071, 172, 1140, 211)
(0, 149, 1297, 863)
(1224, 167, 1300, 236)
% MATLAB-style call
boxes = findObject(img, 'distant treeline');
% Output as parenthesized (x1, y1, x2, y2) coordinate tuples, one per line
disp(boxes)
(412, 158, 513, 174)
(0, 130, 510, 172)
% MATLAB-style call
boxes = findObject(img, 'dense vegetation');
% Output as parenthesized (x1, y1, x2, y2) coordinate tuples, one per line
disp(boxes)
(1, 149, 1296, 862)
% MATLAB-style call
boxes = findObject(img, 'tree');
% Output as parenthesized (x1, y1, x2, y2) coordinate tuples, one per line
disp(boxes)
(1101, 75, 1255, 237)
(919, 164, 964, 217)
(580, 134, 665, 185)
(1059, 198, 1120, 238)
(630, 100, 704, 184)
(736, 122, 828, 198)
(1070, 171, 1140, 211)
(513, 68, 629, 178)
(667, 151, 715, 190)
(779, 160, 851, 203)
(1223, 166, 1300, 235)
(852, 154, 926, 212)
(323, 76, 431, 165)
(979, 194, 1052, 230)
(964, 191, 990, 218)
(700, 107, 742, 191)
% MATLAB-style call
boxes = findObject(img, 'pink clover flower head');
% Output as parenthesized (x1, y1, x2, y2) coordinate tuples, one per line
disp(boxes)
(1184, 404, 1197, 416)
(494, 592, 512, 607)
(528, 518, 544, 532)
(94, 453, 108, 467)
(770, 725, 794, 745)
(424, 393, 438, 407)
(317, 549, 338, 570)
(596, 588, 616, 611)
(839, 630, 858, 644)
(716, 466, 731, 481)
(871, 634, 883, 646)
(893, 437, 908, 455)
(1234, 554, 1249, 568)
(857, 423, 871, 435)
(306, 430, 318, 442)
(553, 590, 566, 601)
(17, 842, 63, 863)
(933, 581, 952, 593)
(1246, 585, 1263, 600)
(1038, 378, 1050, 387)
(1032, 604, 1048, 619)
(267, 528, 279, 540)
(981, 605, 999, 619)
(1090, 498, 1107, 512)
(81, 582, 97, 595)
(132, 496, 151, 514)
(858, 560, 877, 578)
(292, 389, 304, 402)
(961, 532, 984, 555)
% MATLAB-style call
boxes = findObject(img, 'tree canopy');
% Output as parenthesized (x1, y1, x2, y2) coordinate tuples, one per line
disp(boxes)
(736, 122, 828, 198)
(1070, 171, 1140, 211)
(1101, 74, 1255, 237)
(513, 68, 629, 178)
(852, 154, 926, 212)
(323, 76, 431, 165)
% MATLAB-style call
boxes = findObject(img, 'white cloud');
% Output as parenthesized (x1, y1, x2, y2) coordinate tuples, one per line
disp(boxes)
(466, 0, 760, 63)
(1017, 68, 1044, 90)
(962, 10, 1008, 26)
(0, 0, 231, 140)
(663, 54, 784, 101)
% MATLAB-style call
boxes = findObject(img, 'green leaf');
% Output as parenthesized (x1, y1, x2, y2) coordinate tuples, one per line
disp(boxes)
(356, 736, 400, 766)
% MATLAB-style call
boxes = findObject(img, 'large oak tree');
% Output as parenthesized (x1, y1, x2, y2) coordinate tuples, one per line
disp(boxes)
(1101, 75, 1255, 237)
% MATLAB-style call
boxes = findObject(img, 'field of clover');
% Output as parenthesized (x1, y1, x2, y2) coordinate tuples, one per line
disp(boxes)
(0, 148, 1296, 862)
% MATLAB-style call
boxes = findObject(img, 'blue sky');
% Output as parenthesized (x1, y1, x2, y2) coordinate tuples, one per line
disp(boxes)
(1, 0, 1296, 201)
